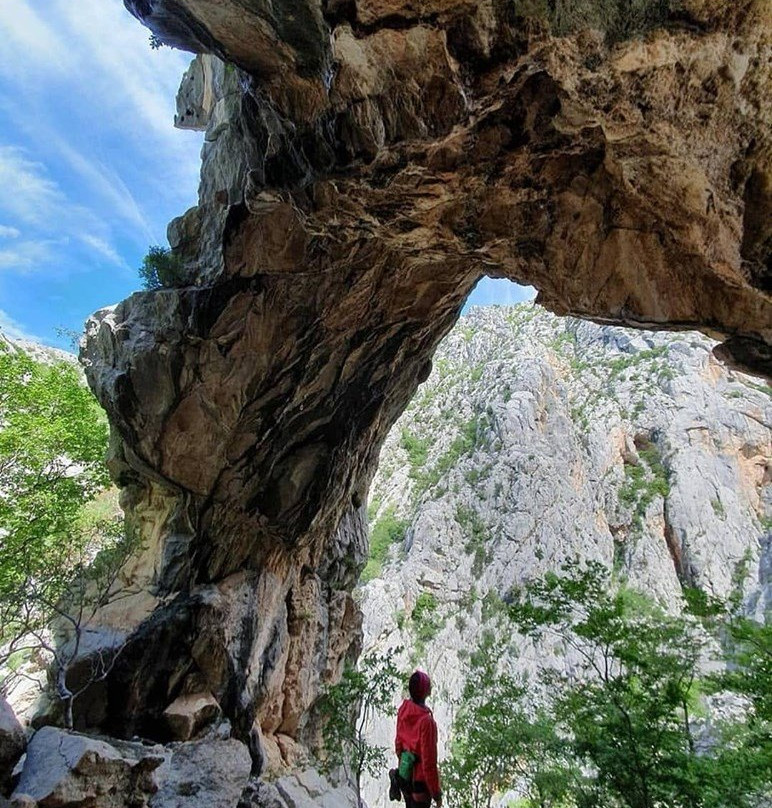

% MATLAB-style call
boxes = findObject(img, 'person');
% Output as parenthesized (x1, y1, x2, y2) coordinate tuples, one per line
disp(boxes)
(394, 669, 442, 807)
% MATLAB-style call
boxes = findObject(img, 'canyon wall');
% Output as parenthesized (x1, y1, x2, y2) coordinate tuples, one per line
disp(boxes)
(359, 304, 770, 807)
(71, 0, 771, 774)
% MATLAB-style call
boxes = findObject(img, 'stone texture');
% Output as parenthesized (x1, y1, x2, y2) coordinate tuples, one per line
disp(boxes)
(358, 304, 770, 807)
(11, 727, 250, 808)
(76, 0, 771, 782)
(162, 692, 221, 741)
(238, 770, 358, 808)
(150, 738, 251, 808)
(0, 698, 25, 794)
(11, 726, 164, 806)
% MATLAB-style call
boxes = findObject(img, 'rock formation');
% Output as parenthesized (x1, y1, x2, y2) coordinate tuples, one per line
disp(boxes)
(72, 0, 771, 782)
(359, 304, 770, 807)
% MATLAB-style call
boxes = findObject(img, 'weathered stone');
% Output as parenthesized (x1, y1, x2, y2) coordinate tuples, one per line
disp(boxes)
(150, 738, 251, 808)
(162, 692, 221, 741)
(11, 726, 164, 807)
(0, 698, 25, 793)
(11, 727, 250, 808)
(78, 0, 772, 777)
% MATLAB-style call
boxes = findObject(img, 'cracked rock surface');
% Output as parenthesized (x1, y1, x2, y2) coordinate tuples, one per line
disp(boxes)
(70, 0, 772, 773)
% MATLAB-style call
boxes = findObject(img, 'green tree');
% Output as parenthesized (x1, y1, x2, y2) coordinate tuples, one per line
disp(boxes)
(508, 563, 769, 808)
(138, 245, 184, 290)
(445, 636, 584, 808)
(318, 650, 402, 806)
(0, 344, 134, 727)
(684, 587, 772, 806)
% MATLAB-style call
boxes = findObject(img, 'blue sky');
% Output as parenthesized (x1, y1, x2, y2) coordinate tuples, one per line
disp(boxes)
(0, 0, 532, 351)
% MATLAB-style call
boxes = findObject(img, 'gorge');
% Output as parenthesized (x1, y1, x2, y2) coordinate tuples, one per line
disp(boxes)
(3, 0, 771, 804)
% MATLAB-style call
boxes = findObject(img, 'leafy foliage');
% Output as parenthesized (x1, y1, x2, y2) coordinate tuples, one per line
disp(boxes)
(445, 636, 584, 808)
(502, 563, 771, 808)
(138, 245, 185, 290)
(318, 651, 403, 806)
(0, 345, 134, 727)
(0, 347, 109, 637)
(361, 506, 409, 583)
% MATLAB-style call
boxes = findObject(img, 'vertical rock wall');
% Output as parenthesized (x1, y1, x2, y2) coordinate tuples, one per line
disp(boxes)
(75, 0, 771, 770)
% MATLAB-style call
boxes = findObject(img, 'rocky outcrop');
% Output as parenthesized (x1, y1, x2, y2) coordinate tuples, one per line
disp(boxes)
(0, 700, 25, 794)
(72, 0, 771, 780)
(358, 304, 770, 807)
(11, 726, 251, 808)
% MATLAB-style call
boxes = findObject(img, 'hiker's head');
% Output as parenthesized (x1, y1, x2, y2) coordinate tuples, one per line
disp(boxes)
(409, 670, 432, 702)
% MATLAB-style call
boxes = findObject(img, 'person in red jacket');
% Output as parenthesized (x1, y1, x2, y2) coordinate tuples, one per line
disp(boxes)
(395, 670, 442, 807)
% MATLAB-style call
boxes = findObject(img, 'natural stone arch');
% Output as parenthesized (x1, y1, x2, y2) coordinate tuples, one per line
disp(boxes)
(79, 0, 770, 768)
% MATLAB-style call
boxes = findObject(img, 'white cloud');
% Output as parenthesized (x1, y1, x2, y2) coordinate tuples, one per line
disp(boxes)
(0, 0, 201, 249)
(0, 239, 58, 271)
(0, 146, 63, 226)
(0, 308, 43, 342)
(0, 145, 126, 274)
(79, 234, 125, 266)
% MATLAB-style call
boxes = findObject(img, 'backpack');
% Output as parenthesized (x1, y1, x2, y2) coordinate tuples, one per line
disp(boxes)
(398, 749, 418, 781)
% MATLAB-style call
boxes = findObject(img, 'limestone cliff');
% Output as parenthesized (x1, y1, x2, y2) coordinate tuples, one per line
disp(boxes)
(75, 0, 771, 777)
(359, 304, 770, 807)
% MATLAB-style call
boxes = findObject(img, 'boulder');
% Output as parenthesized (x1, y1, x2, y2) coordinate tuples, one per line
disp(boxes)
(0, 699, 25, 794)
(162, 693, 221, 741)
(150, 738, 251, 808)
(11, 727, 250, 808)
(11, 726, 163, 806)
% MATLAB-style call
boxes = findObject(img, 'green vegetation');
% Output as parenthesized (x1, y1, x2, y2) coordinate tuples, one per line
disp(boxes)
(401, 428, 430, 470)
(138, 245, 185, 289)
(511, 0, 679, 43)
(318, 651, 403, 807)
(412, 415, 486, 499)
(411, 591, 443, 644)
(445, 635, 583, 808)
(361, 506, 409, 583)
(448, 564, 770, 808)
(618, 439, 670, 531)
(0, 345, 135, 727)
(455, 504, 491, 575)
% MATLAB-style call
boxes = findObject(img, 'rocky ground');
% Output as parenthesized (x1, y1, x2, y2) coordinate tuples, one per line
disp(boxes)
(359, 302, 770, 807)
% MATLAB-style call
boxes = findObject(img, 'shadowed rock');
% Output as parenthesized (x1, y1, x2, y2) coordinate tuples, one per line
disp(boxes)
(73, 0, 772, 770)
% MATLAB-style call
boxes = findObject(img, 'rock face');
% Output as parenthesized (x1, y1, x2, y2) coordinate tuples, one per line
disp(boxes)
(358, 304, 770, 807)
(0, 699, 25, 793)
(11, 726, 252, 808)
(77, 0, 770, 776)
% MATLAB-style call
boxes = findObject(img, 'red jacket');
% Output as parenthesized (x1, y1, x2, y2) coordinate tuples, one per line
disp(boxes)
(395, 699, 441, 798)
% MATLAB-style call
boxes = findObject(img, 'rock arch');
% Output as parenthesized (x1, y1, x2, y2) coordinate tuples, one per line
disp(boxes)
(80, 0, 770, 768)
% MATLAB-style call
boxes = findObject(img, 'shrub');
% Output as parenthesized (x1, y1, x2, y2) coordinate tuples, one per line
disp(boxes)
(138, 246, 185, 290)
(361, 507, 409, 583)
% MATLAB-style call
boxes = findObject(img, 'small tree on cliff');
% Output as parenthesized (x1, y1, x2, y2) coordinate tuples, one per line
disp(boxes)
(318, 650, 402, 806)
(444, 634, 584, 808)
(138, 245, 185, 289)
(507, 562, 770, 808)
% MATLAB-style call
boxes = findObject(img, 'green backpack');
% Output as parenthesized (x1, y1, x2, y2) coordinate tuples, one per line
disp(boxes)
(398, 750, 418, 781)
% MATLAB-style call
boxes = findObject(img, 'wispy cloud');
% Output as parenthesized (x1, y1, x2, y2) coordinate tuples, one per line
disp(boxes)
(0, 145, 126, 273)
(0, 0, 203, 344)
(0, 146, 63, 226)
(0, 239, 60, 271)
(0, 308, 44, 342)
(79, 234, 126, 267)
